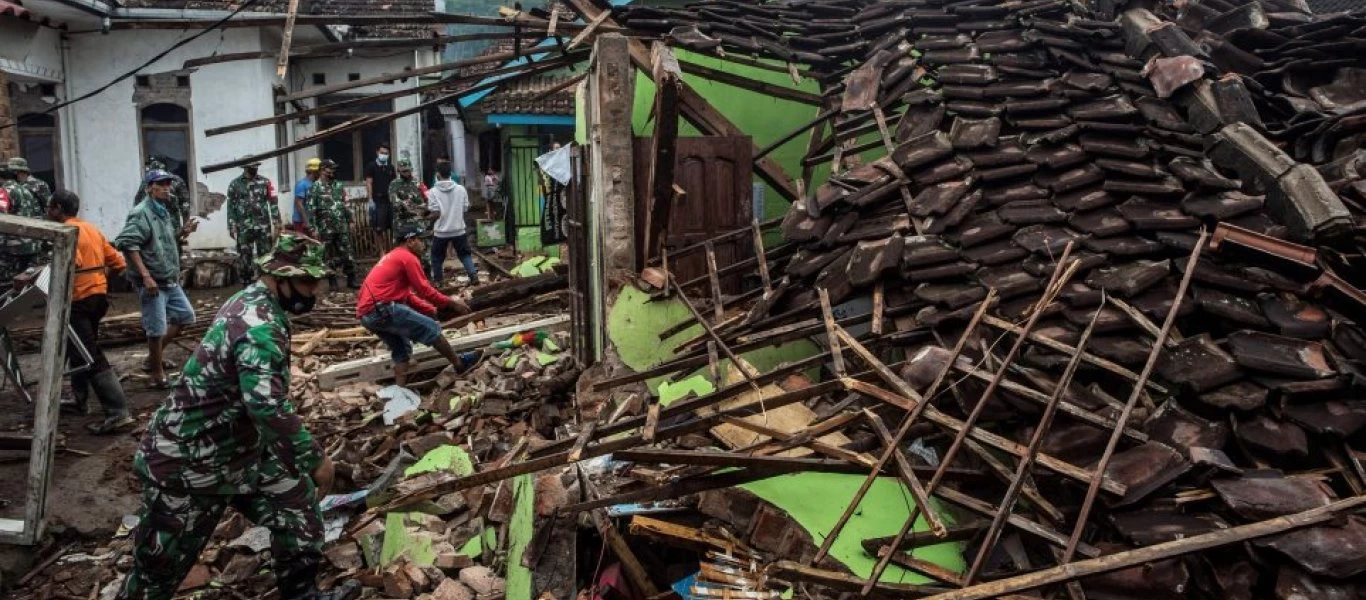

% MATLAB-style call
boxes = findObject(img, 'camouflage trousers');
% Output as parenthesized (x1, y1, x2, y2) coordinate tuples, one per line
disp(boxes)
(117, 474, 324, 600)
(315, 223, 356, 277)
(236, 231, 274, 281)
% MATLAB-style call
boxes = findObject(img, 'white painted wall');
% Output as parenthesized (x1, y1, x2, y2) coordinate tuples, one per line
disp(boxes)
(64, 28, 278, 250)
(284, 51, 426, 201)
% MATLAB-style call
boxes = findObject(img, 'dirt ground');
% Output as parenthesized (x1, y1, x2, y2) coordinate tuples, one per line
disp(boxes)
(0, 286, 257, 540)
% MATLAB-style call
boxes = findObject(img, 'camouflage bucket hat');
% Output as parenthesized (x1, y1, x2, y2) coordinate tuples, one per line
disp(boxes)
(397, 158, 413, 170)
(256, 232, 332, 278)
(7, 158, 30, 172)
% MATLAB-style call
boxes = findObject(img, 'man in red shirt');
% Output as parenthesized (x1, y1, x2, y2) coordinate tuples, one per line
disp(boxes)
(358, 224, 479, 385)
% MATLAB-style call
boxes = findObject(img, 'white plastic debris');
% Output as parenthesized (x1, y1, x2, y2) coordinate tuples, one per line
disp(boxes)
(379, 385, 422, 425)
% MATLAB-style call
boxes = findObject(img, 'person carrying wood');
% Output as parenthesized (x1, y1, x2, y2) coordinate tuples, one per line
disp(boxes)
(357, 224, 480, 385)
(47, 189, 135, 434)
(117, 233, 352, 600)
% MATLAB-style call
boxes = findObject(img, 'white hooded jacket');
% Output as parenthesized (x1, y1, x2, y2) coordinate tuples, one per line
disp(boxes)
(425, 178, 470, 238)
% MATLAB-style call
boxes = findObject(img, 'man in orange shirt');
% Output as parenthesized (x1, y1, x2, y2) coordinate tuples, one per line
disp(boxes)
(49, 190, 135, 434)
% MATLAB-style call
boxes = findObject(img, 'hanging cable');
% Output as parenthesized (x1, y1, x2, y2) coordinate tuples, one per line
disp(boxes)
(0, 0, 263, 131)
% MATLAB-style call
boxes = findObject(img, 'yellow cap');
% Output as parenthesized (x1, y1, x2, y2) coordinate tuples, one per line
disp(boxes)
(305, 158, 322, 171)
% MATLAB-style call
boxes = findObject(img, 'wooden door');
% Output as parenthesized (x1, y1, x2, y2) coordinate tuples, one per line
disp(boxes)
(634, 136, 754, 294)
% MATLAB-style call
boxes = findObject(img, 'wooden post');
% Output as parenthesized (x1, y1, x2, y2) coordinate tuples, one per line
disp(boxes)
(276, 0, 301, 82)
(0, 70, 19, 158)
(588, 33, 637, 274)
(0, 216, 77, 544)
(642, 43, 681, 265)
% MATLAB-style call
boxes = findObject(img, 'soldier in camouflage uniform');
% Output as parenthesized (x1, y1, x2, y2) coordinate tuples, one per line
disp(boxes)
(118, 233, 349, 600)
(134, 156, 192, 230)
(0, 162, 43, 282)
(305, 159, 358, 289)
(388, 158, 430, 275)
(227, 161, 282, 282)
(9, 157, 52, 205)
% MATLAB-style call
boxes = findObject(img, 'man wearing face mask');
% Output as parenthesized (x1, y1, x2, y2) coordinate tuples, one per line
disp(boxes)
(227, 160, 281, 284)
(364, 143, 396, 236)
(118, 233, 353, 600)
(357, 224, 479, 385)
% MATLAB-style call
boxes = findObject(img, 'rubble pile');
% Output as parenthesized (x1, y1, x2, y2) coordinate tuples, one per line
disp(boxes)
(11, 310, 579, 600)
(595, 0, 1366, 597)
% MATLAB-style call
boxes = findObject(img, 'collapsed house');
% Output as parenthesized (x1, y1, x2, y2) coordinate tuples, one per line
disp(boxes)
(8, 0, 1366, 597)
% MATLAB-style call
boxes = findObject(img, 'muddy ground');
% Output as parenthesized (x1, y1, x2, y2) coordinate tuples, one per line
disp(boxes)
(0, 287, 242, 543)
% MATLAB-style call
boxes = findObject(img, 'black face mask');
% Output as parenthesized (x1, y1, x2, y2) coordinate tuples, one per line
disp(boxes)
(278, 279, 317, 315)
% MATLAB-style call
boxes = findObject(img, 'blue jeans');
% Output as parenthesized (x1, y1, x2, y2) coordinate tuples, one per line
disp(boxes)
(138, 283, 195, 338)
(360, 302, 442, 363)
(431, 234, 477, 282)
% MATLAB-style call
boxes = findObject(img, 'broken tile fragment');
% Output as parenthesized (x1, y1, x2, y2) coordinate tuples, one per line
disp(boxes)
(1256, 517, 1366, 580)
(1156, 335, 1243, 393)
(1213, 473, 1332, 521)
(1085, 259, 1169, 297)
(1227, 330, 1336, 379)
(1236, 415, 1311, 459)
(1197, 380, 1269, 413)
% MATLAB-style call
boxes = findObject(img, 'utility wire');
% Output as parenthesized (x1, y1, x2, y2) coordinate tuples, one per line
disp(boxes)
(0, 0, 262, 132)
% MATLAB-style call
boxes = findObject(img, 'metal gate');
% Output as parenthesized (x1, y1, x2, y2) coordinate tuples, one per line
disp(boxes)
(505, 134, 552, 250)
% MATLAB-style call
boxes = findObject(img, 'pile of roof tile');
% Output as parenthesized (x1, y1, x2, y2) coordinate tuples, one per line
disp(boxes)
(612, 0, 1366, 597)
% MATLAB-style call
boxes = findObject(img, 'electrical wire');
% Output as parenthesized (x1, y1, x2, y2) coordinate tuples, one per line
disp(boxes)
(0, 0, 263, 132)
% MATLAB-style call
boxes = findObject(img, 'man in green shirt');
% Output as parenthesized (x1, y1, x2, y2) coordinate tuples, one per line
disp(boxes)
(115, 169, 199, 388)
(118, 233, 350, 600)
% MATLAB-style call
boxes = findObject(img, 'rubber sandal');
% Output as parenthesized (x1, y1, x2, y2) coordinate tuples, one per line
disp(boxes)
(148, 376, 171, 390)
(141, 359, 175, 373)
(87, 415, 135, 435)
(455, 349, 485, 375)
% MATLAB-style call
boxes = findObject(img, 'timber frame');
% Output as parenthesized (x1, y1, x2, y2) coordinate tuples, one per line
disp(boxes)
(0, 215, 77, 545)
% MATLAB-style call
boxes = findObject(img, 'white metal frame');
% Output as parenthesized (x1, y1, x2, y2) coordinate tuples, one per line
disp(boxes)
(0, 214, 76, 545)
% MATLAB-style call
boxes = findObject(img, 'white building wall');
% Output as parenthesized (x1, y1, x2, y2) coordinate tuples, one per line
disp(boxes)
(284, 51, 426, 211)
(64, 28, 277, 250)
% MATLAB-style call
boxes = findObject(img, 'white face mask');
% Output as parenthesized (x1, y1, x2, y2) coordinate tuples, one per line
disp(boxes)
(377, 153, 390, 164)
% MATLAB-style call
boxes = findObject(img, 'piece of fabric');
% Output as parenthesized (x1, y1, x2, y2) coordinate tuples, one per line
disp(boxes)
(426, 179, 470, 237)
(67, 217, 127, 301)
(135, 282, 321, 495)
(360, 303, 443, 363)
(431, 233, 477, 282)
(356, 246, 450, 319)
(117, 473, 323, 600)
(389, 176, 427, 236)
(115, 198, 183, 285)
(22, 176, 52, 206)
(535, 144, 573, 185)
(137, 283, 196, 339)
(292, 178, 314, 225)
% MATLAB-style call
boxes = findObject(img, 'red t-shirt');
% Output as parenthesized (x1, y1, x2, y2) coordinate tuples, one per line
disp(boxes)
(356, 246, 450, 318)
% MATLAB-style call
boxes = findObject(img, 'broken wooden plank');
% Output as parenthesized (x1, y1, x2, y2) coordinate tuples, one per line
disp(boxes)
(922, 495, 1366, 600)
(643, 43, 682, 264)
(317, 315, 570, 389)
(1060, 231, 1208, 564)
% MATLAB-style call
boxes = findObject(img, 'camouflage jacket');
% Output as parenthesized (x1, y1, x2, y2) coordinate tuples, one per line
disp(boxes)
(227, 174, 281, 238)
(306, 179, 350, 229)
(22, 177, 52, 206)
(134, 281, 322, 494)
(0, 180, 42, 254)
(134, 173, 192, 229)
(389, 176, 426, 230)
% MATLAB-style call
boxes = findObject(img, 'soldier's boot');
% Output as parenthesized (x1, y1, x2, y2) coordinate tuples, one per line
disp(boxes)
(345, 271, 359, 290)
(87, 370, 134, 435)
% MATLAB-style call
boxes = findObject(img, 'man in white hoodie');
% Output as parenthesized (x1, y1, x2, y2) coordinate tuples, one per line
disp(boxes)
(425, 164, 478, 284)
